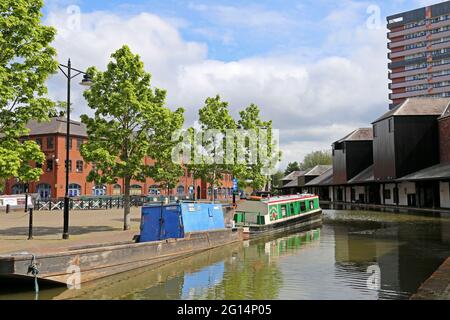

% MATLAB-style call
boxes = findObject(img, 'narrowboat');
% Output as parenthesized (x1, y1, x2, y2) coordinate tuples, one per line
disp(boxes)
(0, 202, 242, 287)
(233, 194, 322, 238)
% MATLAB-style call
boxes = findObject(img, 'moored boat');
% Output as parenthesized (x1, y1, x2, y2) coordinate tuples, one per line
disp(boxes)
(233, 194, 323, 238)
(0, 202, 242, 287)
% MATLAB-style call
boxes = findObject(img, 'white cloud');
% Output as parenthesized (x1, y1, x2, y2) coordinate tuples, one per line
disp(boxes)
(45, 6, 388, 169)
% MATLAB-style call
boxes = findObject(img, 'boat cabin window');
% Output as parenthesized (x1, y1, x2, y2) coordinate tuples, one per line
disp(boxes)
(309, 200, 315, 210)
(281, 205, 287, 217)
(300, 201, 306, 212)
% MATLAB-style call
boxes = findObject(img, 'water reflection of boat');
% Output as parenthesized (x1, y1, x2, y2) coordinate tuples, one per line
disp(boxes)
(52, 241, 242, 300)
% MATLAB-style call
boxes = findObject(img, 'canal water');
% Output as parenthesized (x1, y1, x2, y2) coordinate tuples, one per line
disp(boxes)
(1, 209, 449, 300)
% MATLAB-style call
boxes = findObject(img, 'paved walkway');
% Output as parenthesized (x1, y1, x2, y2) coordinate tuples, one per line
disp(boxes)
(0, 208, 142, 255)
(411, 257, 450, 300)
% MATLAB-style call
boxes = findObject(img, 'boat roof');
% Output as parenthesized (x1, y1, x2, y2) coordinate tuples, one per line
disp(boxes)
(260, 194, 317, 204)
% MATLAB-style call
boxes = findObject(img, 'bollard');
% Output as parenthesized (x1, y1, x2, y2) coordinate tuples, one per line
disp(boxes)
(28, 208, 34, 240)
(6, 204, 10, 214)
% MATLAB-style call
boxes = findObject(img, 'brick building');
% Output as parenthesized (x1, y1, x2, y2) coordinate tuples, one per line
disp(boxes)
(387, 1, 450, 108)
(4, 118, 233, 200)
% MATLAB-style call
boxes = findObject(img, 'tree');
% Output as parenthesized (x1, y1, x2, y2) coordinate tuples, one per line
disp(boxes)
(0, 0, 58, 183)
(80, 45, 184, 230)
(300, 150, 332, 171)
(284, 162, 300, 175)
(193, 95, 237, 200)
(237, 104, 281, 191)
(271, 171, 285, 189)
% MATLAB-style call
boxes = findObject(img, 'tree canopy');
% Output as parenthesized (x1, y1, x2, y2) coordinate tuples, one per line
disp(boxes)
(80, 45, 184, 230)
(300, 150, 332, 171)
(0, 0, 58, 182)
(284, 162, 300, 176)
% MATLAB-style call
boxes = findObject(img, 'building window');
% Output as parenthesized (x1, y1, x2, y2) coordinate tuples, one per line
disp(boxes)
(35, 162, 42, 169)
(47, 137, 54, 150)
(77, 138, 84, 150)
(130, 185, 142, 196)
(177, 185, 185, 195)
(389, 118, 394, 133)
(76, 160, 83, 173)
(35, 138, 42, 148)
(12, 184, 26, 195)
(46, 159, 53, 172)
(93, 185, 106, 196)
(37, 184, 51, 200)
(68, 184, 81, 197)
(113, 184, 122, 196)
(384, 189, 391, 200)
(149, 185, 160, 195)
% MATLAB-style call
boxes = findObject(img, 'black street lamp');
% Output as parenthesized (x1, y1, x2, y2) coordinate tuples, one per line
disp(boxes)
(58, 59, 92, 240)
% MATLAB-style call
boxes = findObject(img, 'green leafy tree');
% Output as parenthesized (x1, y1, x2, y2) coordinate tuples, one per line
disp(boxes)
(0, 0, 58, 183)
(237, 104, 281, 191)
(194, 95, 237, 200)
(300, 150, 332, 171)
(284, 161, 300, 175)
(271, 170, 285, 189)
(80, 45, 184, 230)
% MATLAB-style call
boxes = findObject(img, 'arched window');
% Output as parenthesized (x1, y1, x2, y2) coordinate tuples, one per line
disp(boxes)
(93, 185, 106, 196)
(148, 185, 160, 195)
(12, 184, 26, 195)
(177, 185, 185, 195)
(37, 184, 51, 200)
(130, 185, 142, 196)
(68, 184, 81, 197)
(112, 184, 121, 196)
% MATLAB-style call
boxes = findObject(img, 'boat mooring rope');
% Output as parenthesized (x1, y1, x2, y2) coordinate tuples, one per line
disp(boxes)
(27, 254, 40, 298)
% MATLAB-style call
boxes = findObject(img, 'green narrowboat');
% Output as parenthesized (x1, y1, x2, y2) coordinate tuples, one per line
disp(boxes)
(233, 194, 322, 238)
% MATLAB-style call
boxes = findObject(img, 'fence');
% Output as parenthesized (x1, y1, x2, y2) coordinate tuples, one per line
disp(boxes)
(34, 194, 233, 211)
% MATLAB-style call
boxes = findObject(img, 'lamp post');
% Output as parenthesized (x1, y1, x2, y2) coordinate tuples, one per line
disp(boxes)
(58, 59, 92, 240)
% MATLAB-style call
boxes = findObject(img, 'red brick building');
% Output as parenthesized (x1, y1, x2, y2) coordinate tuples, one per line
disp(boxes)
(4, 118, 233, 200)
(387, 2, 450, 108)
(439, 104, 450, 163)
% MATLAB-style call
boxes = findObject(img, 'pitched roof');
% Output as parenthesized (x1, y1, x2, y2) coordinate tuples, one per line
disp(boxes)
(373, 97, 450, 123)
(440, 103, 450, 120)
(26, 117, 87, 137)
(347, 165, 375, 184)
(305, 167, 333, 186)
(335, 128, 373, 144)
(282, 171, 305, 181)
(397, 162, 450, 181)
(305, 165, 333, 177)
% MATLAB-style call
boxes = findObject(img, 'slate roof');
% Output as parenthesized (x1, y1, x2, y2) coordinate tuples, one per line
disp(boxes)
(347, 165, 375, 184)
(305, 167, 334, 187)
(26, 117, 88, 137)
(305, 165, 333, 177)
(373, 97, 450, 123)
(335, 128, 373, 144)
(397, 162, 450, 181)
(281, 171, 305, 181)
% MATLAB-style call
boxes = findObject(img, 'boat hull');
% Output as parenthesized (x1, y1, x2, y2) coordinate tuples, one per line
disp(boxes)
(0, 228, 242, 286)
(241, 209, 322, 239)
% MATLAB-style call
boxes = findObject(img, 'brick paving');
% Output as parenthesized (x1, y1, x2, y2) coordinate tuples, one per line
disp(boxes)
(0, 208, 141, 254)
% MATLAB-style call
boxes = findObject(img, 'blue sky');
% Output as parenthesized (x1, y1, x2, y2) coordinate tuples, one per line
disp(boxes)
(42, 0, 443, 167)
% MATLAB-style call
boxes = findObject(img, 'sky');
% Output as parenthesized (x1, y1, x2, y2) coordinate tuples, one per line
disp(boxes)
(41, 0, 445, 169)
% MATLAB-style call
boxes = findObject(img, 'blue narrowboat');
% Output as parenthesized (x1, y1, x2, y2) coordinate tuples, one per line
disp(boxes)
(139, 202, 226, 242)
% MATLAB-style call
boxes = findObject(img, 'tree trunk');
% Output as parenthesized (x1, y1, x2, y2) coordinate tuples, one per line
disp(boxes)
(123, 176, 131, 230)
